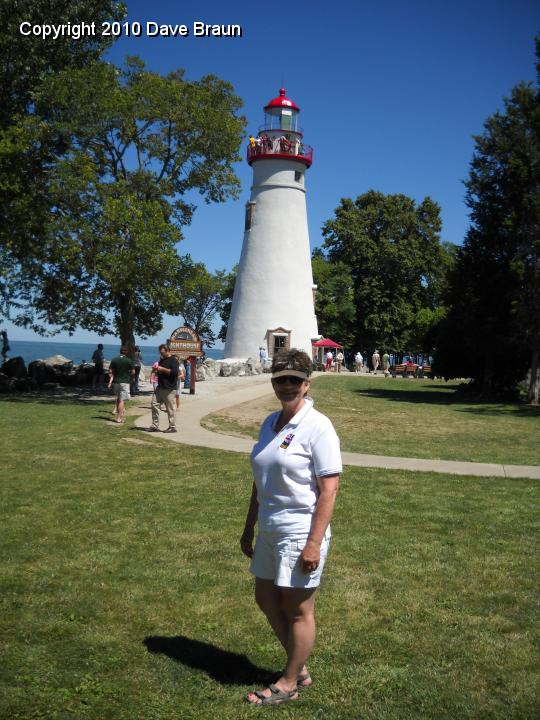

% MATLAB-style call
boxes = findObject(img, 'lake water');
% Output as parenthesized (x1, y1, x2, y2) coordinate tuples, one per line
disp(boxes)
(4, 340, 224, 366)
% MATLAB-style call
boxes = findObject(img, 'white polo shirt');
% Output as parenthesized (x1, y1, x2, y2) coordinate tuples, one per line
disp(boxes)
(250, 397, 342, 535)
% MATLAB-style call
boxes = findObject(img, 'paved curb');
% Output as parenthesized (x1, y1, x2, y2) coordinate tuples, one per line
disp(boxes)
(133, 376, 540, 480)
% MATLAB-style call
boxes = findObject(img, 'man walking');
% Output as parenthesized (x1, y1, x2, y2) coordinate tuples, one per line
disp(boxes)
(108, 346, 135, 424)
(146, 344, 180, 433)
(372, 349, 380, 374)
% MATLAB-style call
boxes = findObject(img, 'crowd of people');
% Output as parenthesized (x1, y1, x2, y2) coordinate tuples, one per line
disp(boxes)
(321, 349, 433, 374)
(249, 133, 305, 157)
(95, 342, 187, 429)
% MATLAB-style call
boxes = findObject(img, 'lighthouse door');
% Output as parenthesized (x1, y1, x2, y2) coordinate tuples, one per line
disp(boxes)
(266, 327, 291, 358)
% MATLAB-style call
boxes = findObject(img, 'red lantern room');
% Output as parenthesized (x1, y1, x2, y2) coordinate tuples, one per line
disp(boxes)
(247, 87, 313, 167)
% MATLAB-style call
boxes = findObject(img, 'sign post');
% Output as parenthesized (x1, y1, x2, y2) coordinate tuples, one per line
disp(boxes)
(167, 326, 203, 395)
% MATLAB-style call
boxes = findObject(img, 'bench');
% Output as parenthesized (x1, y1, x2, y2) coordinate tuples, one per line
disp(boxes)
(392, 363, 416, 377)
(392, 364, 432, 378)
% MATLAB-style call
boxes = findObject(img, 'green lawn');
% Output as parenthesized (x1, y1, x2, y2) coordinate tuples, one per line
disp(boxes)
(202, 375, 540, 465)
(1, 397, 539, 719)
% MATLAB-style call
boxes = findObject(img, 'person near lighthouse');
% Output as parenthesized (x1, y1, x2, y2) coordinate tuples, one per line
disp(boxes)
(241, 348, 342, 706)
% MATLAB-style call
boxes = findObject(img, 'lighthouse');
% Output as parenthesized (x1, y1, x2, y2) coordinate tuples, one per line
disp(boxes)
(224, 87, 319, 360)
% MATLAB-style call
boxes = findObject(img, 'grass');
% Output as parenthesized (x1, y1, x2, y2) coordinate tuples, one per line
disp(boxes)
(201, 375, 540, 465)
(1, 395, 539, 719)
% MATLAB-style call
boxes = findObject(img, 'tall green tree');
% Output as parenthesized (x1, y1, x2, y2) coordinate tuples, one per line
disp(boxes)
(311, 249, 356, 346)
(320, 191, 451, 353)
(180, 264, 229, 348)
(6, 58, 245, 351)
(437, 42, 540, 401)
(0, 0, 126, 307)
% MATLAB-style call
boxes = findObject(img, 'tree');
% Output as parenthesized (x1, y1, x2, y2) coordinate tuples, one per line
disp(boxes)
(180, 264, 229, 347)
(217, 265, 238, 342)
(0, 0, 126, 307)
(311, 249, 356, 346)
(5, 58, 246, 351)
(320, 191, 451, 354)
(437, 42, 540, 401)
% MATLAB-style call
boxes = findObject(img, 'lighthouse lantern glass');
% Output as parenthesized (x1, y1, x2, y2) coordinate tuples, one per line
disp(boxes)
(264, 108, 298, 132)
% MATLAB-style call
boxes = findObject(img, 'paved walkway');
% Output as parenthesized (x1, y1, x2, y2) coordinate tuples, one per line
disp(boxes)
(133, 375, 540, 480)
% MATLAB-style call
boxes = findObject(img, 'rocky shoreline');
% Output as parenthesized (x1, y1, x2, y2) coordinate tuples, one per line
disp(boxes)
(0, 354, 269, 393)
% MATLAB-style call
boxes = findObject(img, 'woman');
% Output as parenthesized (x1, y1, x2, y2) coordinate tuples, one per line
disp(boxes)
(241, 349, 342, 707)
(175, 361, 186, 410)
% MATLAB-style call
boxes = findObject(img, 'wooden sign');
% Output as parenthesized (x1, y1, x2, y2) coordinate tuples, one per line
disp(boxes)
(167, 326, 203, 358)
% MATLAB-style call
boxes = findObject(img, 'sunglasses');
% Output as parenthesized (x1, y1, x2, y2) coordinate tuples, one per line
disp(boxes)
(272, 375, 305, 386)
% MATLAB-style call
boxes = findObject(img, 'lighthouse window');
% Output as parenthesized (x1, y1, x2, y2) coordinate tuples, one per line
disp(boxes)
(295, 171, 302, 183)
(281, 110, 292, 130)
(245, 202, 255, 230)
(273, 335, 286, 352)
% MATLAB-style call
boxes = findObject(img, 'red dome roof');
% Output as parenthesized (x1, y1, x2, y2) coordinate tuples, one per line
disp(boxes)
(264, 87, 300, 112)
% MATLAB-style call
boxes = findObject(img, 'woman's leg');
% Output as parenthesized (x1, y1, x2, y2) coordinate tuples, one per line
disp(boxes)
(248, 582, 315, 703)
(254, 578, 288, 650)
(280, 587, 316, 687)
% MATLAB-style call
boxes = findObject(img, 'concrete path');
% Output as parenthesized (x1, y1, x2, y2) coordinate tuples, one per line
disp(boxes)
(133, 375, 540, 480)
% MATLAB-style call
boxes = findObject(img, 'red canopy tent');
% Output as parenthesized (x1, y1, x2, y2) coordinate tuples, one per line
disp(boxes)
(312, 338, 343, 349)
(312, 338, 344, 370)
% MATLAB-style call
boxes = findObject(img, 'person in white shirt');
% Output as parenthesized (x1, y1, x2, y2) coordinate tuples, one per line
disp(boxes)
(354, 351, 363, 373)
(372, 349, 380, 374)
(325, 350, 333, 371)
(241, 349, 342, 707)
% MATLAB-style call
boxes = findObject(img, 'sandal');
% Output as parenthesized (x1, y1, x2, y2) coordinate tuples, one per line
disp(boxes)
(246, 684, 298, 706)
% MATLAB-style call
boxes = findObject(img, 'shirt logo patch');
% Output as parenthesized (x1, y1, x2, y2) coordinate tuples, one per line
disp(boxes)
(280, 433, 295, 449)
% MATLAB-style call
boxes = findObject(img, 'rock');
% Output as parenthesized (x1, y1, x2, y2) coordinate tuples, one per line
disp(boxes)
(28, 360, 49, 385)
(62, 370, 84, 386)
(203, 358, 217, 378)
(217, 357, 263, 377)
(245, 357, 261, 376)
(220, 361, 232, 377)
(0, 372, 16, 392)
(195, 366, 206, 382)
(43, 354, 73, 369)
(76, 363, 94, 383)
(1, 356, 27, 378)
(36, 355, 75, 385)
(14, 377, 39, 392)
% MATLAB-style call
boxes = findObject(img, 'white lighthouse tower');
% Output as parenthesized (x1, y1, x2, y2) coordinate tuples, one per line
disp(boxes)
(224, 87, 319, 360)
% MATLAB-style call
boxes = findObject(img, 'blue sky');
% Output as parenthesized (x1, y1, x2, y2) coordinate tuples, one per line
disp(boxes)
(6, 0, 539, 345)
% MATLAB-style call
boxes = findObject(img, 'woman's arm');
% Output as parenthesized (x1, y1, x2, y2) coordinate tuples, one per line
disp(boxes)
(240, 482, 259, 558)
(301, 474, 340, 571)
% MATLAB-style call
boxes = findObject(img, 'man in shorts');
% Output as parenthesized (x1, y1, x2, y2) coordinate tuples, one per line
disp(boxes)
(108, 346, 135, 424)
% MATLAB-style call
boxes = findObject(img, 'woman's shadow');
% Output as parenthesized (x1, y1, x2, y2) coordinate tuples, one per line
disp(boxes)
(143, 635, 274, 685)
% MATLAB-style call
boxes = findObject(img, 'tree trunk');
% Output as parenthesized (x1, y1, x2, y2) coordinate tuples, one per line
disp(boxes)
(527, 346, 540, 405)
(117, 294, 136, 358)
